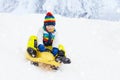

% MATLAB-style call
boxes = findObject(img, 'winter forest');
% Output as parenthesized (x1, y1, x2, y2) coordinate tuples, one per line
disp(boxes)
(0, 0, 120, 21)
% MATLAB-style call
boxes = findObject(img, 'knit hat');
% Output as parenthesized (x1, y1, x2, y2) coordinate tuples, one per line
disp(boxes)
(44, 12, 56, 27)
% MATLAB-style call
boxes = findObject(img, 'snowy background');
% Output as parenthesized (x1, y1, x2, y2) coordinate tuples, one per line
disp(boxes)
(0, 13, 120, 80)
(0, 0, 120, 80)
(0, 0, 120, 21)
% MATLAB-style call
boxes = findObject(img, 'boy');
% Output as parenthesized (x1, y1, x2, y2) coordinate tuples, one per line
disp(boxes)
(28, 12, 71, 64)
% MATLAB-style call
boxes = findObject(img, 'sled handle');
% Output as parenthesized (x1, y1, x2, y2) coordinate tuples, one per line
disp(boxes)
(45, 48, 52, 52)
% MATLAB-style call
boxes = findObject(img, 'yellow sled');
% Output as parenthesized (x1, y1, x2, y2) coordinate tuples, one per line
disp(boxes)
(26, 51, 61, 67)
(25, 35, 65, 68)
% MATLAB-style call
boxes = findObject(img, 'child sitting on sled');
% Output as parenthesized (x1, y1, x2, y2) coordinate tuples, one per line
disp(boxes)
(27, 12, 71, 64)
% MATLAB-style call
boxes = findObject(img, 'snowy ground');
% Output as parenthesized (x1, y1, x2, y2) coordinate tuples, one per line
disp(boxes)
(0, 13, 120, 80)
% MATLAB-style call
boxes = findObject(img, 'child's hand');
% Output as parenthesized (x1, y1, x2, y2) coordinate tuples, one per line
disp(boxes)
(51, 47, 59, 56)
(38, 44, 45, 52)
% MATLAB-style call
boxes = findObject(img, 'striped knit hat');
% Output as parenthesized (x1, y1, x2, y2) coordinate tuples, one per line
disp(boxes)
(44, 12, 56, 27)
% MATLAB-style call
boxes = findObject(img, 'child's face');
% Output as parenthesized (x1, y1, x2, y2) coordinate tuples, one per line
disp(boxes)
(46, 25, 55, 32)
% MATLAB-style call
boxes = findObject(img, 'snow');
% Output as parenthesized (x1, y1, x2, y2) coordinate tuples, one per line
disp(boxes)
(0, 13, 120, 80)
(0, 0, 120, 21)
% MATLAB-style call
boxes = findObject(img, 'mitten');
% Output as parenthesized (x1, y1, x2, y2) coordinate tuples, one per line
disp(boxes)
(38, 44, 45, 52)
(51, 47, 59, 56)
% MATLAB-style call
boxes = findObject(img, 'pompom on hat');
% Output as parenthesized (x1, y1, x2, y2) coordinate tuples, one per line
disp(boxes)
(44, 12, 56, 26)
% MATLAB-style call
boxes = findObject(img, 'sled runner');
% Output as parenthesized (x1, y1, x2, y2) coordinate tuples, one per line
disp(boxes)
(26, 50, 61, 67)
